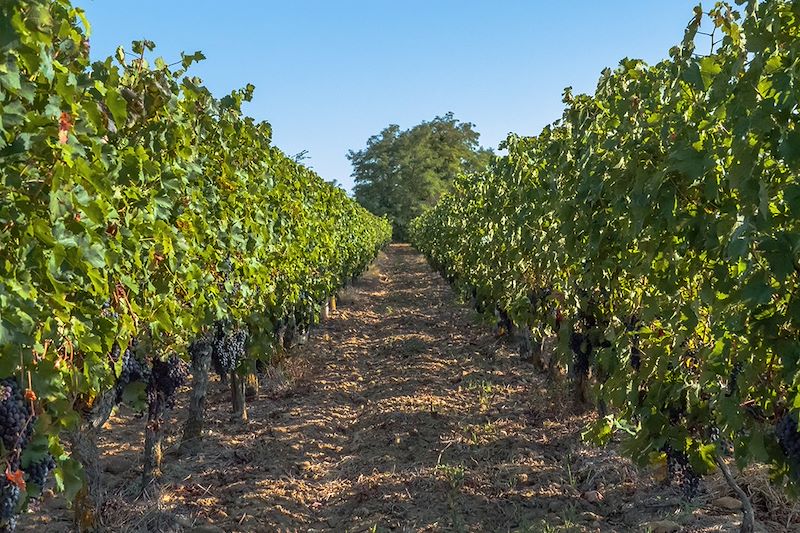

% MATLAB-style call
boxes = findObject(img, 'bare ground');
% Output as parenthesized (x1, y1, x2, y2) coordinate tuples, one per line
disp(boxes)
(18, 244, 800, 532)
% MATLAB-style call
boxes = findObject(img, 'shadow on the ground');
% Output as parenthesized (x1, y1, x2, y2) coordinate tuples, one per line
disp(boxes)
(19, 244, 773, 533)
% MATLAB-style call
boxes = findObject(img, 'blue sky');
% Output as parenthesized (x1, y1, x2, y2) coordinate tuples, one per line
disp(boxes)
(80, 1, 702, 192)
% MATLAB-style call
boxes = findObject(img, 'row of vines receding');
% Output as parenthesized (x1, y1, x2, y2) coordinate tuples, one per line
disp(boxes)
(410, 1, 798, 531)
(0, 0, 392, 530)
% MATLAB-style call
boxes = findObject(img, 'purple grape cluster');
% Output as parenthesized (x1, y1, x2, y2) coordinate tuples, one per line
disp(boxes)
(777, 413, 800, 476)
(664, 445, 701, 499)
(188, 337, 212, 364)
(211, 322, 248, 376)
(726, 362, 743, 396)
(147, 355, 188, 410)
(109, 342, 122, 363)
(23, 454, 56, 493)
(100, 300, 119, 320)
(570, 331, 591, 376)
(114, 340, 150, 403)
(625, 315, 641, 371)
(0, 478, 20, 530)
(0, 378, 34, 532)
(0, 378, 32, 456)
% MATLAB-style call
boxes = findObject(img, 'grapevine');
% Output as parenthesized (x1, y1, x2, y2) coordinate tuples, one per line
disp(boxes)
(410, 2, 800, 529)
(0, 0, 390, 524)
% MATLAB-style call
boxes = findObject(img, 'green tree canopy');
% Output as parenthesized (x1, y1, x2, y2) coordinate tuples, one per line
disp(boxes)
(349, 113, 491, 240)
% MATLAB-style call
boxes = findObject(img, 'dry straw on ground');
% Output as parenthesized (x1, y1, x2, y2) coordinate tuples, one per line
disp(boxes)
(18, 245, 800, 532)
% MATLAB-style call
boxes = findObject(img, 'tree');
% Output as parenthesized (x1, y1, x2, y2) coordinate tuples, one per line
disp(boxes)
(349, 113, 491, 240)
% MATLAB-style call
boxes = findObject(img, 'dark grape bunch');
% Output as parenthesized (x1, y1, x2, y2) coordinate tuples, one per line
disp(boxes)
(295, 319, 310, 345)
(707, 425, 734, 456)
(0, 377, 35, 533)
(0, 378, 33, 461)
(470, 286, 487, 314)
(109, 342, 122, 363)
(211, 322, 248, 376)
(630, 344, 642, 372)
(726, 362, 743, 396)
(100, 300, 119, 320)
(147, 355, 189, 410)
(776, 413, 800, 476)
(625, 315, 641, 371)
(570, 331, 591, 377)
(24, 454, 56, 493)
(664, 445, 701, 499)
(0, 477, 20, 532)
(115, 340, 150, 403)
(708, 424, 721, 443)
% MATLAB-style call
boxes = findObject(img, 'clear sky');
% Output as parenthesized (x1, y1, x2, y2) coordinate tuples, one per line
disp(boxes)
(79, 1, 702, 192)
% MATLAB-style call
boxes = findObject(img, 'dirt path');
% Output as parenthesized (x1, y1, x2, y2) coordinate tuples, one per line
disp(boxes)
(205, 243, 603, 532)
(20, 244, 788, 532)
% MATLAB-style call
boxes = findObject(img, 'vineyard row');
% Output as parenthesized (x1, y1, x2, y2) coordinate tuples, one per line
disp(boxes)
(410, 2, 798, 530)
(0, 1, 391, 530)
